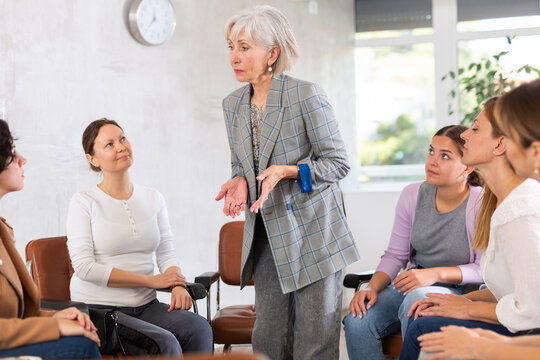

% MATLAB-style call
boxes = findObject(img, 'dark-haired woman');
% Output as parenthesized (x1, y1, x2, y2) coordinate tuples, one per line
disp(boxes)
(0, 119, 101, 359)
(343, 125, 484, 360)
(66, 119, 212, 356)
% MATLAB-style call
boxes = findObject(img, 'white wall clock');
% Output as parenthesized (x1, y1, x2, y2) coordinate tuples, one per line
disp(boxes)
(128, 0, 176, 46)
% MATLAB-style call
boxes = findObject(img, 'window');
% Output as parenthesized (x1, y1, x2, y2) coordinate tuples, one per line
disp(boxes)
(354, 0, 540, 187)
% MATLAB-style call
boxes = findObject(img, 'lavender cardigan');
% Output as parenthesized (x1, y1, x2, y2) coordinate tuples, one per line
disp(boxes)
(375, 182, 484, 285)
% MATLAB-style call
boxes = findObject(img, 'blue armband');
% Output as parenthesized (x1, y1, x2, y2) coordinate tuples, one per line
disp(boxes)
(297, 164, 313, 193)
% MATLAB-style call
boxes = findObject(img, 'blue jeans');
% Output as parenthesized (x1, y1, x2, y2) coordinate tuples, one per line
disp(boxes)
(0, 336, 101, 359)
(343, 285, 462, 360)
(399, 316, 517, 360)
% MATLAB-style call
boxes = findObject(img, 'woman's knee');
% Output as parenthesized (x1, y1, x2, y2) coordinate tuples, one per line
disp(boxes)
(155, 330, 183, 355)
(188, 314, 213, 340)
(175, 313, 213, 352)
(343, 311, 382, 339)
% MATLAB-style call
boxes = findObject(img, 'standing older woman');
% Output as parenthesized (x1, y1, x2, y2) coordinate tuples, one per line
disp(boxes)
(215, 6, 359, 360)
(399, 96, 540, 359)
(67, 119, 212, 356)
(415, 79, 540, 360)
(0, 119, 100, 359)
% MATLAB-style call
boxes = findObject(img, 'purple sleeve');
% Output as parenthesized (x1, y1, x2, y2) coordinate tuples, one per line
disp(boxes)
(375, 183, 421, 280)
(457, 185, 484, 284)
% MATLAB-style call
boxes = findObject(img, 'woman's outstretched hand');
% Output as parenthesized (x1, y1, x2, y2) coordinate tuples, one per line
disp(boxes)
(250, 165, 297, 213)
(215, 176, 248, 218)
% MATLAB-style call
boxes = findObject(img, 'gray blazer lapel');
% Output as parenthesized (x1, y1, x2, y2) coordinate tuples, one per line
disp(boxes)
(258, 75, 285, 174)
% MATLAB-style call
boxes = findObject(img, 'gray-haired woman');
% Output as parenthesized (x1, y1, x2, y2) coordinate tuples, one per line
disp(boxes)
(215, 5, 360, 359)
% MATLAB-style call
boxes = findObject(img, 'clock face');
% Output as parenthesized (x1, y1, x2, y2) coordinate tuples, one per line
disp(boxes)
(129, 0, 176, 46)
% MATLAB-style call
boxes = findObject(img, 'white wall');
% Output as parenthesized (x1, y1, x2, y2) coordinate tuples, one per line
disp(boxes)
(0, 0, 397, 312)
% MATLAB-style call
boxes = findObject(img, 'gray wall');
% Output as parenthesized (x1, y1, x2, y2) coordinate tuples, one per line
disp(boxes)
(0, 0, 372, 310)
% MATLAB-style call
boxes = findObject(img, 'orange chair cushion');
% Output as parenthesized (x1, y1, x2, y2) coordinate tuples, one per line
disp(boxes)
(212, 305, 256, 345)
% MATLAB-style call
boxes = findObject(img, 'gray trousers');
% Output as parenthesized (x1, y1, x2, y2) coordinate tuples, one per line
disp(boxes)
(251, 216, 343, 360)
(90, 299, 213, 356)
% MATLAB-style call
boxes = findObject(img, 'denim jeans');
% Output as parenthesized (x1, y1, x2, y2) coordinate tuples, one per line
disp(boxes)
(399, 316, 516, 360)
(0, 336, 101, 359)
(343, 285, 462, 360)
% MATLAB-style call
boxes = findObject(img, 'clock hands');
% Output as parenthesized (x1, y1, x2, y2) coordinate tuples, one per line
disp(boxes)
(144, 7, 157, 34)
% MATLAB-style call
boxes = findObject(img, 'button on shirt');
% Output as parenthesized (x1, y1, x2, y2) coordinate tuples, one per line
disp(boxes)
(66, 184, 179, 307)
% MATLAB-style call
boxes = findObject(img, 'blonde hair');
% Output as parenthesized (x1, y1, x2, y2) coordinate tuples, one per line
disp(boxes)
(225, 5, 299, 74)
(494, 78, 540, 149)
(473, 97, 505, 251)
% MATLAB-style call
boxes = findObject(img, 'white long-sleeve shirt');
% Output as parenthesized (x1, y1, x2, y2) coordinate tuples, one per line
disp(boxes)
(67, 184, 179, 307)
(481, 179, 540, 333)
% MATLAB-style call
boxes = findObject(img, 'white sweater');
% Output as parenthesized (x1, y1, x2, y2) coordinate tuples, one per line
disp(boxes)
(481, 179, 540, 333)
(67, 185, 179, 307)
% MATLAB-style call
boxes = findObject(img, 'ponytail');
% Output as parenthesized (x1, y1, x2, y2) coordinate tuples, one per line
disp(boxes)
(473, 184, 497, 251)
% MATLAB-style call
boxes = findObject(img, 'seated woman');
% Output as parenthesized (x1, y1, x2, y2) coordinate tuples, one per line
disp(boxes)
(67, 118, 212, 356)
(400, 96, 540, 360)
(0, 119, 101, 359)
(343, 125, 484, 360)
(416, 80, 540, 360)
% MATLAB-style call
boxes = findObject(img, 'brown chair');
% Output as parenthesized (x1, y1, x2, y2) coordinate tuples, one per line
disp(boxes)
(25, 236, 74, 301)
(195, 221, 256, 353)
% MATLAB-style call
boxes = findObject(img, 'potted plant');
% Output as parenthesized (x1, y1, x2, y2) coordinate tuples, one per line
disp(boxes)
(443, 35, 540, 125)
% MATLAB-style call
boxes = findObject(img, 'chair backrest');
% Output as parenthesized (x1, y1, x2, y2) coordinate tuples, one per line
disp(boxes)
(25, 236, 73, 301)
(219, 221, 253, 286)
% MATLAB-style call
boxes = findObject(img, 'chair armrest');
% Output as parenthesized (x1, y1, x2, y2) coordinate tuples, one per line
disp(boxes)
(40, 299, 89, 314)
(157, 282, 207, 300)
(194, 272, 220, 292)
(186, 282, 207, 300)
(343, 272, 374, 289)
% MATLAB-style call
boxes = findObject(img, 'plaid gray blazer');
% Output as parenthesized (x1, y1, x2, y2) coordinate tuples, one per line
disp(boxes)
(223, 74, 360, 294)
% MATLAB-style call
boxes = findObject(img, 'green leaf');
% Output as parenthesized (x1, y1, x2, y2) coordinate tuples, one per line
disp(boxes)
(458, 68, 465, 75)
(449, 71, 456, 79)
(506, 35, 512, 44)
(451, 90, 456, 99)
(468, 63, 477, 71)
(485, 60, 491, 69)
(441, 74, 447, 81)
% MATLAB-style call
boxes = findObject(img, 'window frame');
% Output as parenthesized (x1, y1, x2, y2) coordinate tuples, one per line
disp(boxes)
(354, 0, 540, 190)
